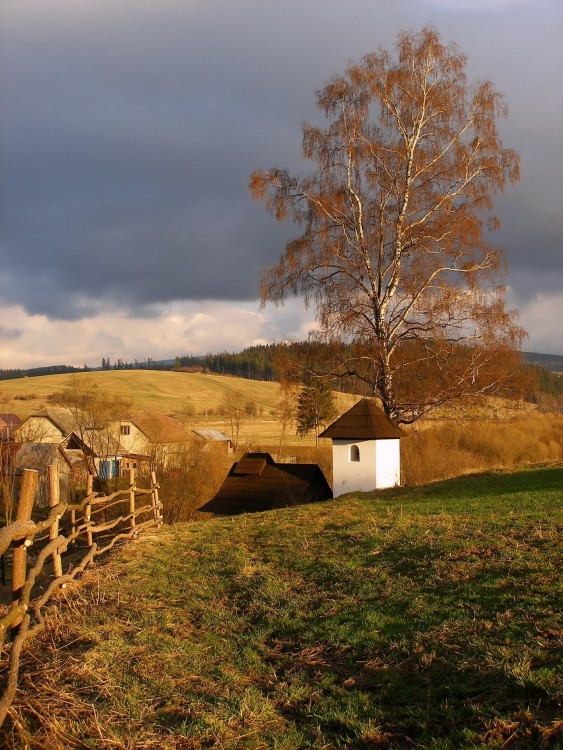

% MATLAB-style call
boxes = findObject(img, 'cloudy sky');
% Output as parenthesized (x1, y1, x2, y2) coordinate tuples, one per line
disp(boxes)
(1, 0, 561, 369)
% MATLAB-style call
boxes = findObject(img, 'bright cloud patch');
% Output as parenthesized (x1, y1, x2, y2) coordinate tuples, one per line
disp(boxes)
(0, 299, 317, 369)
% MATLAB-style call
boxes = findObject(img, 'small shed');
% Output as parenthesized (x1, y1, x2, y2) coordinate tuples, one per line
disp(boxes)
(12, 443, 78, 507)
(319, 398, 404, 497)
(198, 452, 332, 515)
(192, 428, 233, 456)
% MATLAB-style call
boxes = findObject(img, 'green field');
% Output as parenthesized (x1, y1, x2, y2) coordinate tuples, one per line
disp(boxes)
(4, 465, 562, 749)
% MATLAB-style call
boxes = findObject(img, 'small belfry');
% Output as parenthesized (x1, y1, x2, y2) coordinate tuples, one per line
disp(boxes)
(319, 398, 404, 497)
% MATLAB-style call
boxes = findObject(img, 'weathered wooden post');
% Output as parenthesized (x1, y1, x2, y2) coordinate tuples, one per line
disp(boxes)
(48, 465, 63, 577)
(85, 474, 93, 547)
(129, 467, 136, 535)
(150, 471, 162, 525)
(11, 469, 39, 629)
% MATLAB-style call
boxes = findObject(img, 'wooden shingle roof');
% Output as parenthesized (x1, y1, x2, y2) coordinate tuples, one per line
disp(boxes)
(319, 398, 403, 440)
(198, 452, 332, 515)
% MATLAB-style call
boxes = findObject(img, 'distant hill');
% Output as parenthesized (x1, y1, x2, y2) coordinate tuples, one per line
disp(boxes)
(522, 351, 563, 372)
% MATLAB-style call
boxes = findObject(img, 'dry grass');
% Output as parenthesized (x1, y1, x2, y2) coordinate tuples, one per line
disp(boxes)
(402, 413, 563, 485)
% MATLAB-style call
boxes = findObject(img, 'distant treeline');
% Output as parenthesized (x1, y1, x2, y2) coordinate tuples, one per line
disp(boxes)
(0, 364, 81, 380)
(175, 344, 563, 404)
(522, 351, 563, 372)
(175, 345, 279, 382)
(524, 364, 563, 400)
(0, 359, 171, 380)
(2, 347, 561, 404)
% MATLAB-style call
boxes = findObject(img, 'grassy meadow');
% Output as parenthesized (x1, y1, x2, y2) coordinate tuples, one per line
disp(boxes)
(2, 465, 561, 749)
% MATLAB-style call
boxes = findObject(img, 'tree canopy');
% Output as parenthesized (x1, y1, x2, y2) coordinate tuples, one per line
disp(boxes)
(251, 27, 525, 424)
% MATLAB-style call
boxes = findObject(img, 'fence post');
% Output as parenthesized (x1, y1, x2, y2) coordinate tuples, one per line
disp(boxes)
(48, 465, 63, 577)
(150, 471, 162, 525)
(85, 474, 93, 547)
(11, 469, 39, 631)
(129, 467, 136, 536)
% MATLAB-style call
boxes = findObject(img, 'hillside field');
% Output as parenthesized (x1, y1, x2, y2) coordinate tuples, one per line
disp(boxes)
(0, 369, 282, 418)
(2, 465, 561, 749)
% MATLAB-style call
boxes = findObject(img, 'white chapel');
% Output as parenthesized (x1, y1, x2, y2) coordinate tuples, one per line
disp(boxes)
(319, 398, 404, 497)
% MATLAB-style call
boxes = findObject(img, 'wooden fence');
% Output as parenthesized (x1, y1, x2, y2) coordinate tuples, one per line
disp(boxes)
(0, 465, 163, 728)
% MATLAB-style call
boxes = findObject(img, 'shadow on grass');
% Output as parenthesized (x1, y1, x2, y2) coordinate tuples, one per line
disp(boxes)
(269, 645, 560, 749)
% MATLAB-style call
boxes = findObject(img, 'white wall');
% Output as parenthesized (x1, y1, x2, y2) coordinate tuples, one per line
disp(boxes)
(17, 417, 64, 443)
(117, 422, 150, 455)
(375, 438, 401, 490)
(332, 438, 400, 497)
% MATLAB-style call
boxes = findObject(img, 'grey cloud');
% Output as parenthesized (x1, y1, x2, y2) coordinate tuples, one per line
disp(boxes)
(0, 326, 23, 340)
(0, 0, 561, 323)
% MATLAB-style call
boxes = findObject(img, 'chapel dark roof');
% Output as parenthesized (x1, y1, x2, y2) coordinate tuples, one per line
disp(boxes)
(198, 452, 332, 516)
(319, 398, 403, 440)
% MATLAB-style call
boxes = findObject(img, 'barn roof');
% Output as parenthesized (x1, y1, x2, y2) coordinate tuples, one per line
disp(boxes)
(126, 412, 190, 443)
(198, 452, 332, 515)
(192, 429, 232, 443)
(319, 398, 403, 440)
(13, 443, 70, 473)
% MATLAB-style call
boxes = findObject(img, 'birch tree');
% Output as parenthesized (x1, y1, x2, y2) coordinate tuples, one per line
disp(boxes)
(251, 27, 524, 424)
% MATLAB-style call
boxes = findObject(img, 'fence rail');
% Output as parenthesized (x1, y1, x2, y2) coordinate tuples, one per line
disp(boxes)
(0, 465, 163, 727)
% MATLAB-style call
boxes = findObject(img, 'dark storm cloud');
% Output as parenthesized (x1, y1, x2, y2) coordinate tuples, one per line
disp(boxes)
(0, 0, 561, 321)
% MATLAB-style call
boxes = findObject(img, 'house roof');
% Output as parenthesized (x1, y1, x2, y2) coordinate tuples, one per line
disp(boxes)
(199, 452, 332, 516)
(192, 428, 232, 443)
(319, 398, 404, 440)
(21, 407, 81, 437)
(125, 412, 190, 444)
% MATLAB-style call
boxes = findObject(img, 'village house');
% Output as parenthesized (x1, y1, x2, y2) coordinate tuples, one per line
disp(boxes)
(117, 412, 191, 473)
(199, 452, 332, 515)
(15, 407, 122, 478)
(15, 407, 79, 444)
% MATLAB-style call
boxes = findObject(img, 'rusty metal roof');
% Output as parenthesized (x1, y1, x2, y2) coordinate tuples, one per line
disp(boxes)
(319, 398, 403, 440)
(198, 452, 332, 515)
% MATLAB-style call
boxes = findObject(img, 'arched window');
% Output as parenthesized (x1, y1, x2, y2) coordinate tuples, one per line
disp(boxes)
(350, 444, 360, 462)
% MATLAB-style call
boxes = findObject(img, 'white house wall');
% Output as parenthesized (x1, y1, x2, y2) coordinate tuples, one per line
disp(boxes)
(375, 439, 401, 490)
(17, 417, 64, 443)
(332, 438, 400, 497)
(118, 422, 150, 455)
